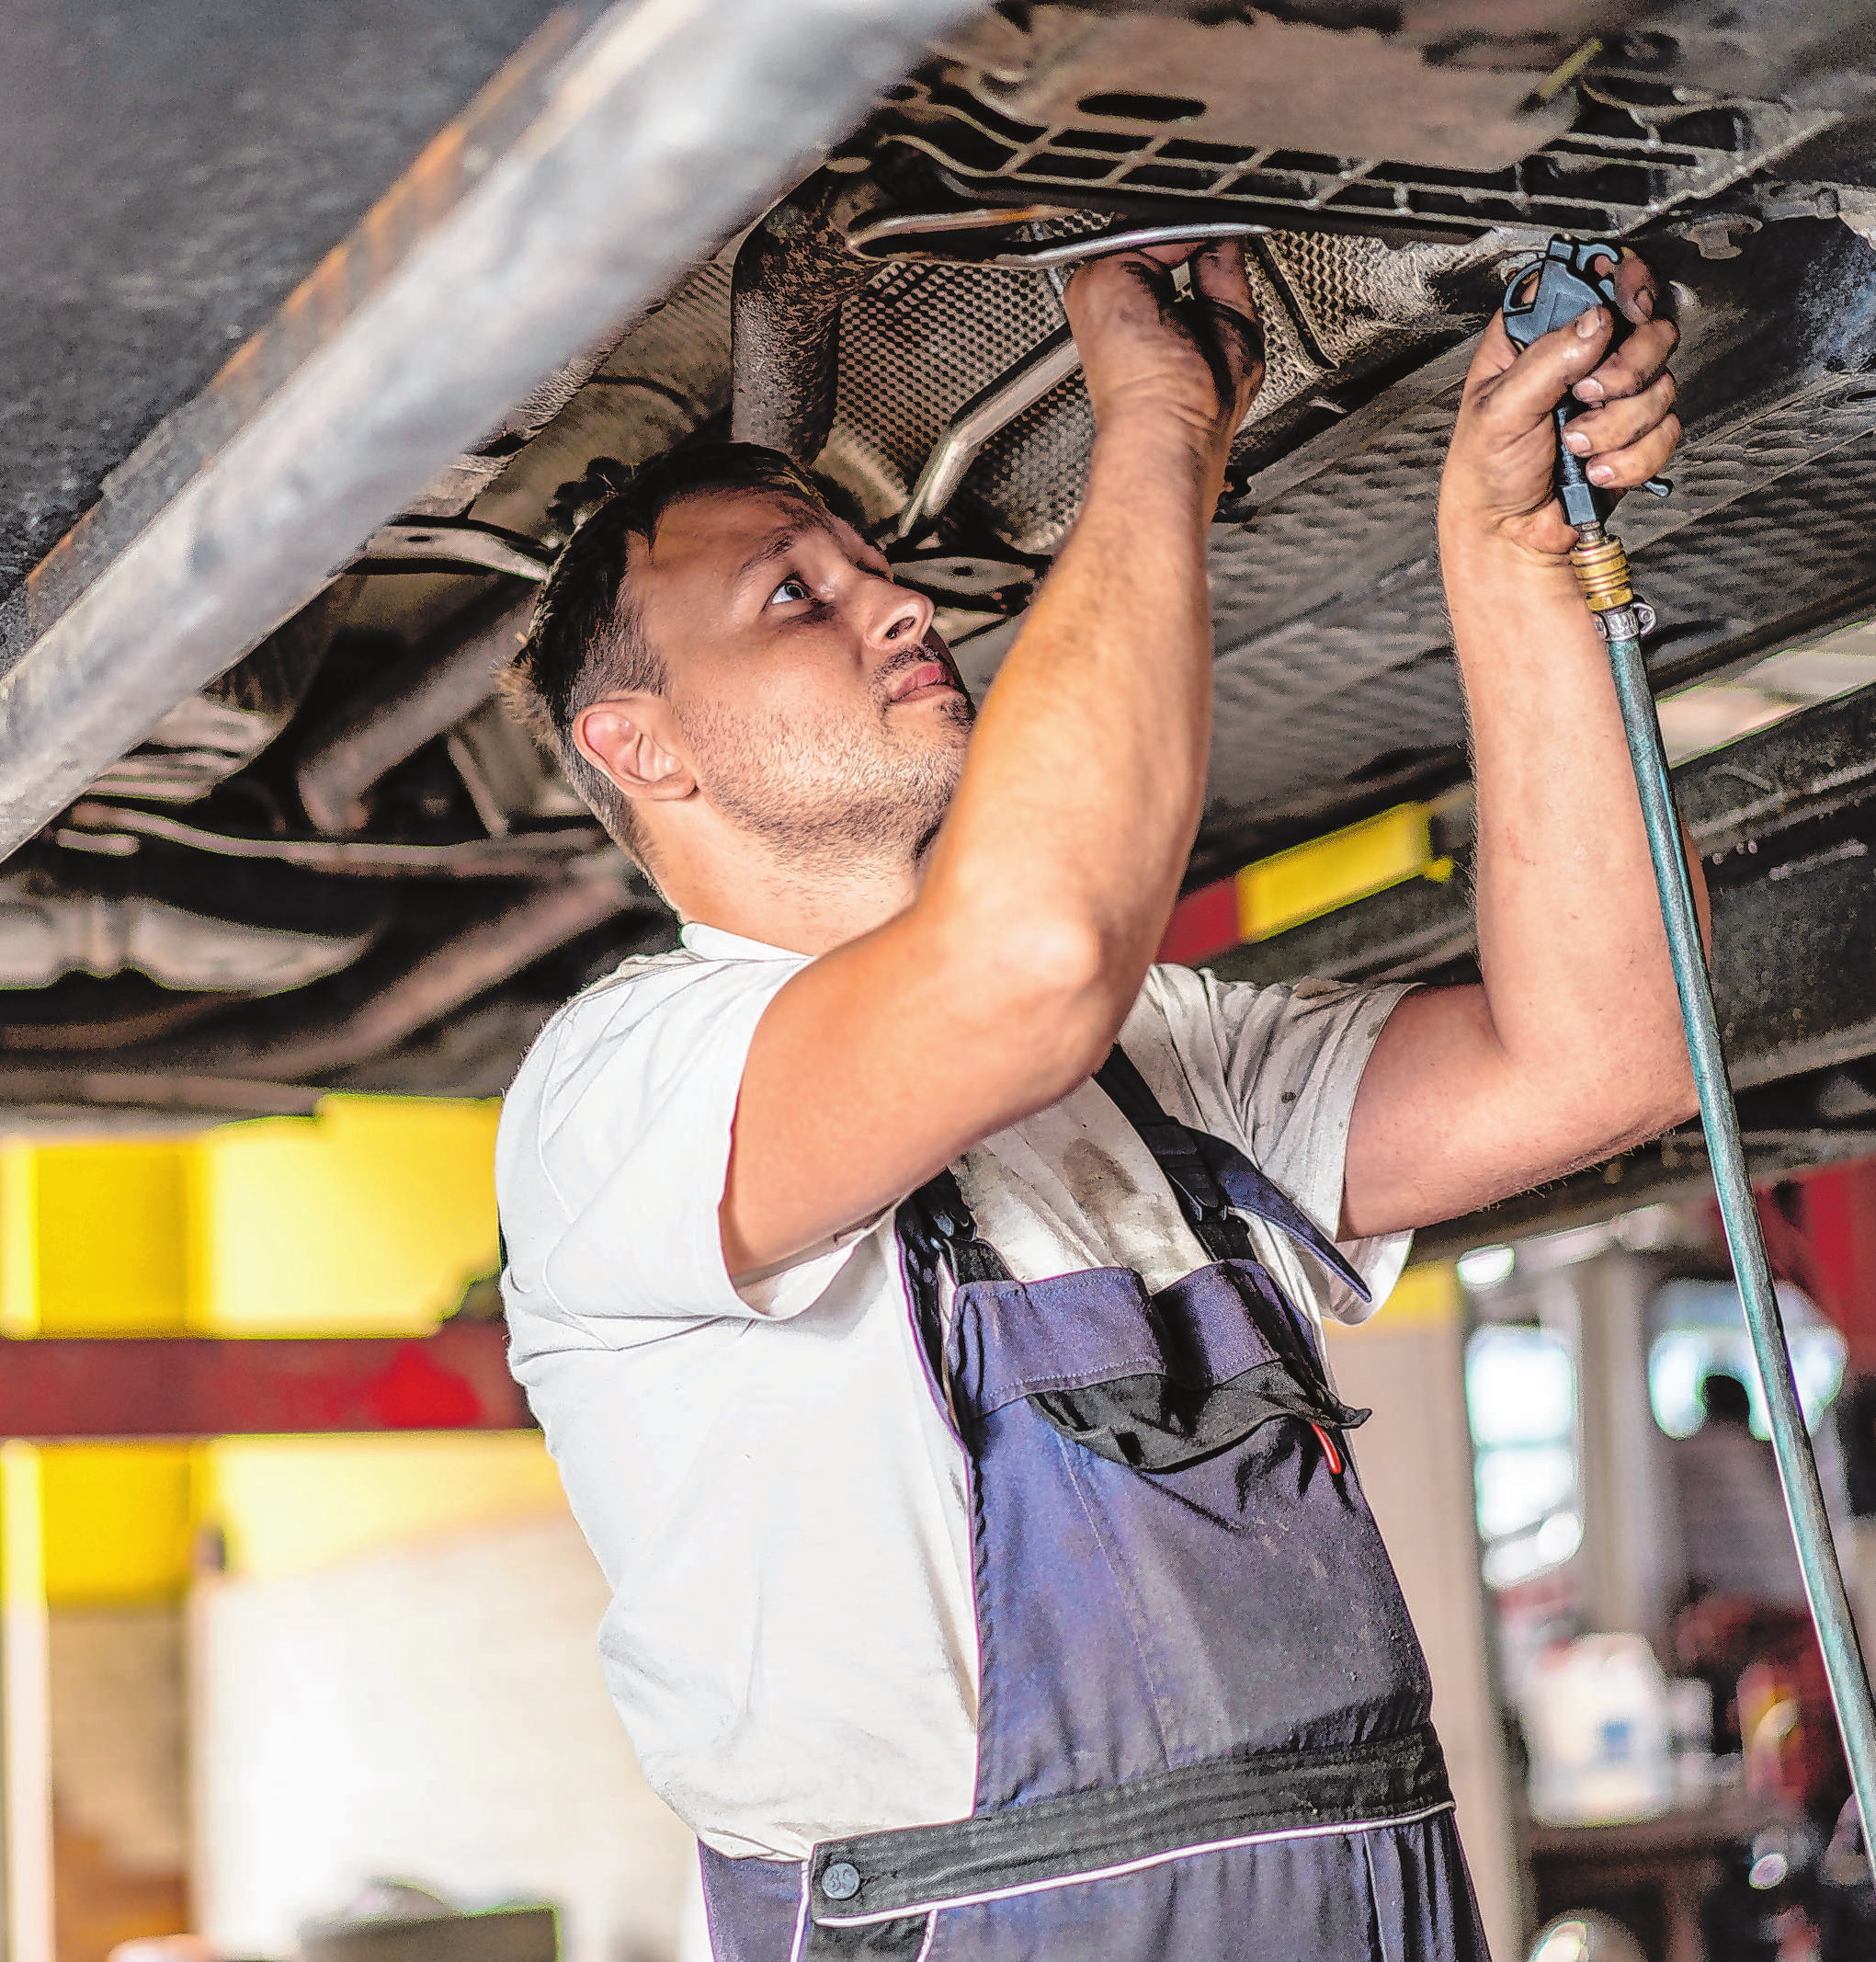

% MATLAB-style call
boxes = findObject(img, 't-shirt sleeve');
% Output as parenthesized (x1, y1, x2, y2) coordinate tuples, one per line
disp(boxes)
(1138, 964, 1416, 1324)
(496, 955, 867, 1334)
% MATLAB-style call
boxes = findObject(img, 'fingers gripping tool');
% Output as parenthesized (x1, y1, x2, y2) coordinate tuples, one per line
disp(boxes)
(1499, 235, 1672, 535)
(1504, 237, 1876, 1853)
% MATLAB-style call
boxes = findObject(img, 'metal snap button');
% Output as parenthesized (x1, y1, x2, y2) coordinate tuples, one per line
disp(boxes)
(821, 1861, 861, 1900)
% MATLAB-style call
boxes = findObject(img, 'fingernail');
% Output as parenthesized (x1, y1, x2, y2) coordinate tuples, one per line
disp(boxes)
(1587, 462, 1615, 485)
(1574, 378, 1605, 404)
(1633, 288, 1654, 320)
(1563, 430, 1591, 454)
(1575, 307, 1603, 339)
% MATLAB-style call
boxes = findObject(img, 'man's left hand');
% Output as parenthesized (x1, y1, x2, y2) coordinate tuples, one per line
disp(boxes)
(1440, 249, 1681, 560)
(1342, 246, 1700, 1242)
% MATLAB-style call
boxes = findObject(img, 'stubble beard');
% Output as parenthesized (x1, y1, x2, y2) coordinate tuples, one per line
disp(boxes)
(681, 656, 974, 878)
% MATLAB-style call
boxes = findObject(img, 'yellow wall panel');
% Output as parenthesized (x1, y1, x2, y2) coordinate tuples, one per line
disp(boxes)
(189, 1095, 501, 1336)
(26, 1432, 563, 1606)
(39, 1444, 196, 1607)
(203, 1434, 565, 1580)
(1326, 1260, 1461, 1334)
(34, 1143, 189, 1335)
(0, 1096, 522, 1606)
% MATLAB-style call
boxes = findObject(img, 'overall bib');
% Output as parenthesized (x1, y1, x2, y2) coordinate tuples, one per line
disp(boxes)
(700, 1049, 1488, 1961)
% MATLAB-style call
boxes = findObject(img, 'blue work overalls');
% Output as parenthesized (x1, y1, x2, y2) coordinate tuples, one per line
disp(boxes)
(700, 1048, 1488, 1960)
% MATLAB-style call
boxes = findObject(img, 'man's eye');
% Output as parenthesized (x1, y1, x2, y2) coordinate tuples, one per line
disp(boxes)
(768, 577, 810, 606)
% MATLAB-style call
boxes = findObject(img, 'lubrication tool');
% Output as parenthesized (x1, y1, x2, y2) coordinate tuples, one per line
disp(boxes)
(1504, 236, 1876, 1846)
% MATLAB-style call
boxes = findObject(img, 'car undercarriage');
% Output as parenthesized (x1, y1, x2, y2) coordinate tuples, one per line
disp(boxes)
(9, 0, 1876, 1242)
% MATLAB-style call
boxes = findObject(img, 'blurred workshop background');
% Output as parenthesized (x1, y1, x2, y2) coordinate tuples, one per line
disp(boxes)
(4, 1091, 1873, 1962)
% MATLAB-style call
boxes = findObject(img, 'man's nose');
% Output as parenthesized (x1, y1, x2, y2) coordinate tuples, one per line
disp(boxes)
(866, 579, 933, 650)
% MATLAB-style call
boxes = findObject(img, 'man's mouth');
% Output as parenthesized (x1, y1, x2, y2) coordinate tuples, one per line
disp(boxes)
(884, 642, 964, 705)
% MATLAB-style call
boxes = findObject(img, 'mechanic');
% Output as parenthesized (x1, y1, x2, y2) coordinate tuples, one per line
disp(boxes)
(496, 239, 1690, 1960)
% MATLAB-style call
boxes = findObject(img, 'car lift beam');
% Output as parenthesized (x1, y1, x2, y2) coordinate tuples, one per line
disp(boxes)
(0, 0, 984, 861)
(0, 1322, 526, 1439)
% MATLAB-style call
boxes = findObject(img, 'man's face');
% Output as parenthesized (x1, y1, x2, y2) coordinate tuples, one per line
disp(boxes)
(631, 487, 974, 869)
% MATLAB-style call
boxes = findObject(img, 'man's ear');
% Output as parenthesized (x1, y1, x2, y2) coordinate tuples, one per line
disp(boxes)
(572, 697, 695, 804)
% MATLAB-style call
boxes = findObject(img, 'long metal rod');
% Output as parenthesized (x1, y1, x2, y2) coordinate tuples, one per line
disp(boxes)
(896, 325, 1083, 539)
(0, 0, 986, 860)
(1603, 604, 1876, 1833)
(61, 802, 606, 878)
(297, 590, 534, 834)
(850, 211, 1270, 269)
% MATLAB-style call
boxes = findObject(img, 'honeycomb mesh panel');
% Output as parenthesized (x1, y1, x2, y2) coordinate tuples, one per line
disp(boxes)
(1238, 249, 1323, 437)
(828, 211, 1515, 550)
(828, 262, 1068, 509)
(1258, 232, 1478, 372)
(966, 370, 1094, 554)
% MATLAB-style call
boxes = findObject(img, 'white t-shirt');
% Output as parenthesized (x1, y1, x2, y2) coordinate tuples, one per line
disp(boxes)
(496, 923, 1414, 1860)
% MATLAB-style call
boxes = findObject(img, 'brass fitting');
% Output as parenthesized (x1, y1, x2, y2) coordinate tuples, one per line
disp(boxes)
(1570, 533, 1633, 614)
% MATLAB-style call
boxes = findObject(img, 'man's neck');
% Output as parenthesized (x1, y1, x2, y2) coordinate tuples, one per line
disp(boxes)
(671, 844, 921, 956)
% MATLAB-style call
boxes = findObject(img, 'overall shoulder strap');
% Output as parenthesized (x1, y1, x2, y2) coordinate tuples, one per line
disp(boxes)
(1095, 1045, 1250, 1264)
(1095, 1045, 1370, 1304)
(896, 1169, 1013, 1405)
(898, 1169, 1013, 1287)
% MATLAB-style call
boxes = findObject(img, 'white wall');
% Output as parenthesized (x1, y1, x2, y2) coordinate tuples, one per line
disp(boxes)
(191, 1512, 695, 1962)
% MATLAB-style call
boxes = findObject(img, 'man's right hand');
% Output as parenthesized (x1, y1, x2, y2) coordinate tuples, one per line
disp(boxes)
(1064, 241, 1265, 477)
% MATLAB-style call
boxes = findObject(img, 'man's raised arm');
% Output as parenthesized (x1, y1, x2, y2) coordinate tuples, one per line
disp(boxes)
(722, 243, 1263, 1276)
(1343, 251, 1699, 1238)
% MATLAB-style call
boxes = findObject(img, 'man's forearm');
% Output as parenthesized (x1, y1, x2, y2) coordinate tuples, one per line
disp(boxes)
(919, 413, 1221, 1013)
(907, 241, 1259, 1053)
(722, 245, 1262, 1275)
(1444, 519, 1702, 1132)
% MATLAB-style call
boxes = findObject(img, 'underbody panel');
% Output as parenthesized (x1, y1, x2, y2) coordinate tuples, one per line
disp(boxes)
(5, 0, 1876, 1229)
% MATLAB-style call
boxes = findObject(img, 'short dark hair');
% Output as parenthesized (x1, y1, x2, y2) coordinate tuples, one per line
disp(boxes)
(506, 441, 831, 865)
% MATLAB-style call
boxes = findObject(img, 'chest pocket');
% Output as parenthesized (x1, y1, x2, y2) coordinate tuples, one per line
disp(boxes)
(904, 1048, 1373, 1473)
(1027, 1258, 1368, 1473)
